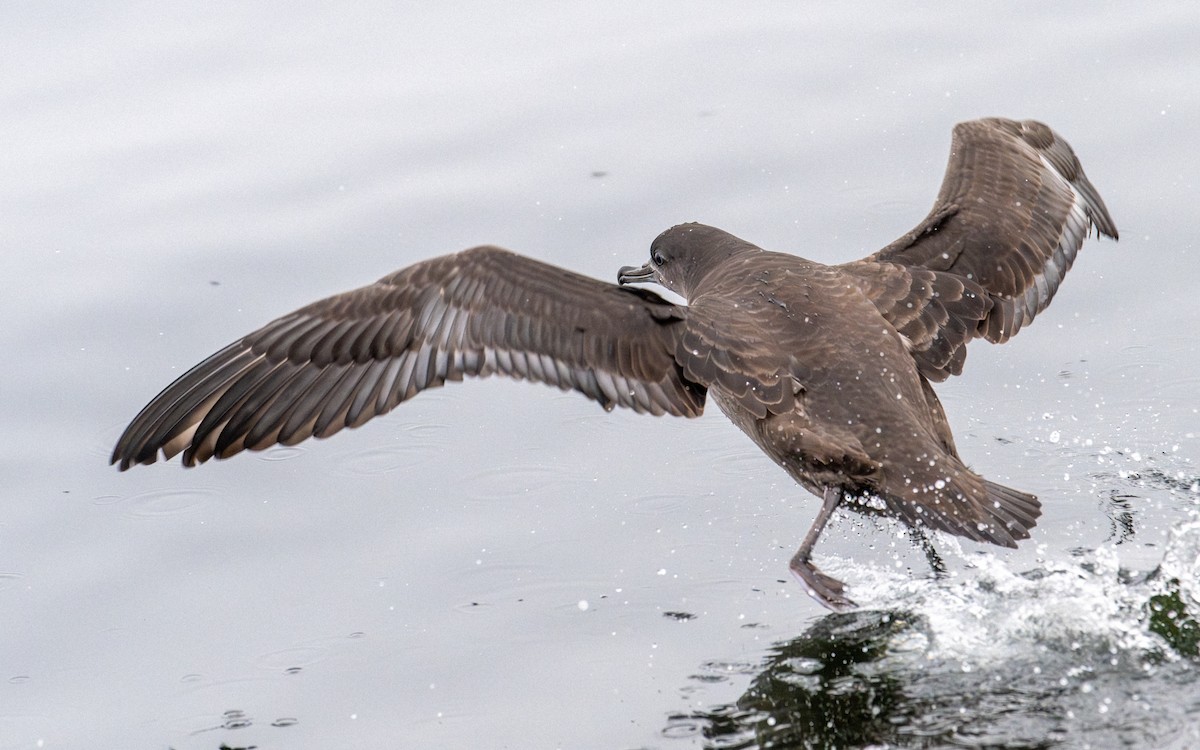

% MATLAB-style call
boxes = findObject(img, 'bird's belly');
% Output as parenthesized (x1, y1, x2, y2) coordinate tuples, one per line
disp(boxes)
(708, 387, 880, 498)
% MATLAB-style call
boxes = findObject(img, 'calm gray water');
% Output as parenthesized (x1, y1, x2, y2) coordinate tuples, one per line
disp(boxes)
(4, 3, 1198, 748)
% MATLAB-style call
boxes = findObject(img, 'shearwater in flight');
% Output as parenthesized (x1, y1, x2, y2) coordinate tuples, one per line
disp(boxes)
(113, 117, 1118, 610)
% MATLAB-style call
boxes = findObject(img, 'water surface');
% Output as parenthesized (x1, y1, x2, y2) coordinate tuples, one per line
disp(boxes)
(3, 2, 1198, 748)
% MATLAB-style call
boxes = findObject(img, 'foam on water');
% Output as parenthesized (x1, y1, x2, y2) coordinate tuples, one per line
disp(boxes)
(839, 539, 1170, 665)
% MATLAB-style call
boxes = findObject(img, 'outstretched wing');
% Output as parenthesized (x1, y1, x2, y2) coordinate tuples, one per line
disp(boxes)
(847, 117, 1119, 380)
(112, 246, 706, 469)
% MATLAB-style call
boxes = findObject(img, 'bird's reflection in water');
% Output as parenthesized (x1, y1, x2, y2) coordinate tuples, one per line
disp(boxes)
(669, 610, 929, 749)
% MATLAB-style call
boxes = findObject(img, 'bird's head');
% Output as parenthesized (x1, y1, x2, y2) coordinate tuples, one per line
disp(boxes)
(617, 222, 758, 301)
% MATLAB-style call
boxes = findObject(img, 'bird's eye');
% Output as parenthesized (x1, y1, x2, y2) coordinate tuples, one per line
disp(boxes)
(652, 251, 665, 266)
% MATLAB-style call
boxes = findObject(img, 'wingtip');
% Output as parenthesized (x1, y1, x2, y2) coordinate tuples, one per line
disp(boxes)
(1096, 214, 1119, 242)
(110, 445, 132, 471)
(111, 452, 143, 471)
(1078, 180, 1120, 241)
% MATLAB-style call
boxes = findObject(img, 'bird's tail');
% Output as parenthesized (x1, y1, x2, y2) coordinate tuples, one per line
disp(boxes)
(976, 478, 1042, 547)
(878, 462, 1041, 548)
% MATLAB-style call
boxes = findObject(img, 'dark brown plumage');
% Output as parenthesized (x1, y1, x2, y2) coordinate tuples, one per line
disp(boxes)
(112, 117, 1118, 610)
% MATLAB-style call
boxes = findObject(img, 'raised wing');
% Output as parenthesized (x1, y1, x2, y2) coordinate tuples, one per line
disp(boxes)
(838, 262, 991, 382)
(863, 117, 1118, 352)
(112, 246, 706, 469)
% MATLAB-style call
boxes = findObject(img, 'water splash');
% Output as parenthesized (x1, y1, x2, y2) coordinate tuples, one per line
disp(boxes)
(672, 522, 1200, 748)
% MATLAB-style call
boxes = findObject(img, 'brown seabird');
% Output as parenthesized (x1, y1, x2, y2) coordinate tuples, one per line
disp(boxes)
(112, 117, 1119, 611)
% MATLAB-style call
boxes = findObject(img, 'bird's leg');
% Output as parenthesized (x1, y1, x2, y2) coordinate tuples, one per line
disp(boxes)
(908, 525, 947, 579)
(789, 486, 856, 611)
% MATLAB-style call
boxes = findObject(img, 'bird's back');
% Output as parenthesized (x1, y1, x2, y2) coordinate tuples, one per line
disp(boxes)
(688, 250, 1038, 546)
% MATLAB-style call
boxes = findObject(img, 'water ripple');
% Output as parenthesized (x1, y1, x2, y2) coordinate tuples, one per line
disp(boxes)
(256, 445, 306, 462)
(333, 444, 429, 476)
(119, 487, 218, 520)
(254, 645, 330, 672)
(460, 463, 583, 501)
(629, 493, 693, 515)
